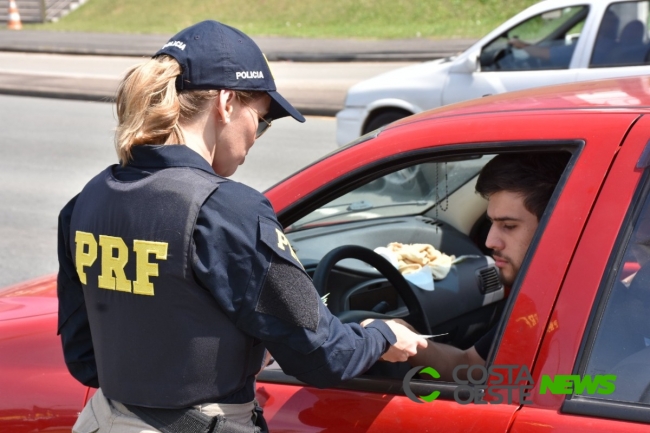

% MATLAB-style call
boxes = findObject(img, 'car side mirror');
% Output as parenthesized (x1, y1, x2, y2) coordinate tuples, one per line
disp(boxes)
(450, 54, 478, 74)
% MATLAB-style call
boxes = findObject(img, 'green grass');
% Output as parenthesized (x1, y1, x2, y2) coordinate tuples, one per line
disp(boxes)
(27, 0, 540, 39)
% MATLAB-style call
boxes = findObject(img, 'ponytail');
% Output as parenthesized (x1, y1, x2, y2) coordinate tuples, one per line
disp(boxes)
(114, 55, 219, 163)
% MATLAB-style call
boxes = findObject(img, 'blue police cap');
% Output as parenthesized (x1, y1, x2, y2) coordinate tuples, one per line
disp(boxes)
(155, 20, 305, 123)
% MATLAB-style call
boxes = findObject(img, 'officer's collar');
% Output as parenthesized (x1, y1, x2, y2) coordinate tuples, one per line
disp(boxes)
(127, 145, 216, 176)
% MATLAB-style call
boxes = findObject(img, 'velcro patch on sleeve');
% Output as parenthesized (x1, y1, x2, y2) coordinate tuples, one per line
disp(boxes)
(256, 256, 320, 332)
(258, 216, 303, 268)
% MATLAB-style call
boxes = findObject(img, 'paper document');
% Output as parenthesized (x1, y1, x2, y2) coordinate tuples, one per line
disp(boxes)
(419, 333, 448, 339)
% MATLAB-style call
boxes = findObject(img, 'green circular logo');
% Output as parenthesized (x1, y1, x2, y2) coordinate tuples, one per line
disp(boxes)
(403, 366, 441, 403)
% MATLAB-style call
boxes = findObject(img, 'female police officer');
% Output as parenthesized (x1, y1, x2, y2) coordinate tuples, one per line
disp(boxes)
(56, 21, 426, 433)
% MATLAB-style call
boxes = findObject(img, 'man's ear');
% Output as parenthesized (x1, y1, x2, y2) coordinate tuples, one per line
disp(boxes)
(216, 90, 236, 124)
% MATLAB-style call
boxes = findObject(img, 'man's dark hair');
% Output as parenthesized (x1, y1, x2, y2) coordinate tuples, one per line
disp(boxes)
(475, 152, 571, 220)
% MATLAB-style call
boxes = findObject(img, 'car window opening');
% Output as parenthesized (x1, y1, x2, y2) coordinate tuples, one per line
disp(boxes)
(279, 149, 573, 390)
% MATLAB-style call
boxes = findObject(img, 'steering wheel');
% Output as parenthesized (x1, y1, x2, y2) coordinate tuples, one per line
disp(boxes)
(491, 46, 513, 70)
(312, 245, 431, 334)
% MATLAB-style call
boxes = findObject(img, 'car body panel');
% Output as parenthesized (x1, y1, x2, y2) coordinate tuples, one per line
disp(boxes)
(508, 114, 650, 432)
(489, 112, 635, 373)
(0, 296, 86, 433)
(442, 67, 579, 106)
(256, 381, 518, 433)
(510, 407, 650, 432)
(388, 76, 650, 130)
(0, 274, 58, 299)
(578, 62, 650, 83)
(343, 59, 449, 110)
(336, 59, 449, 145)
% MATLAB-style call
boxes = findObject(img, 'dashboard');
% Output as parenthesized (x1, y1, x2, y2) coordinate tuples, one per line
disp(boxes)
(287, 215, 504, 348)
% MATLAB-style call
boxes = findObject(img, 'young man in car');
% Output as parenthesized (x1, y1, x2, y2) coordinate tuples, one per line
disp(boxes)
(403, 152, 570, 381)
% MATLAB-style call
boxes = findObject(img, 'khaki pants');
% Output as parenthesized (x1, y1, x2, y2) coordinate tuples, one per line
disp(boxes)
(73, 388, 255, 433)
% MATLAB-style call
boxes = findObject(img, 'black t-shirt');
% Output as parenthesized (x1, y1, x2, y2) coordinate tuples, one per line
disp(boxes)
(474, 325, 497, 361)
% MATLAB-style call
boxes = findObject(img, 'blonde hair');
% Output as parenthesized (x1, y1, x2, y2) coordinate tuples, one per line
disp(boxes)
(115, 55, 259, 163)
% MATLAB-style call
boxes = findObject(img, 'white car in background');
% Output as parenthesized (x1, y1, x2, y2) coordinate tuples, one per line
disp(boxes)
(337, 0, 650, 146)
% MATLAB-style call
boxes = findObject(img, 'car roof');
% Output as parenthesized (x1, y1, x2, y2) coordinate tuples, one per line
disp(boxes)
(389, 75, 650, 130)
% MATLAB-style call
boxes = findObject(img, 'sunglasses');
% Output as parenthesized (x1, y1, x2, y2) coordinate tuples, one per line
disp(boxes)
(243, 102, 273, 138)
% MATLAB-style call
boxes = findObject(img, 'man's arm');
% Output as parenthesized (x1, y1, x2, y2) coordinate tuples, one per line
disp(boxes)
(408, 342, 485, 382)
(391, 319, 495, 382)
(509, 38, 551, 60)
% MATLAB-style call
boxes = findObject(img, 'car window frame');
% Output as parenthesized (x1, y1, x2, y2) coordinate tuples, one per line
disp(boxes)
(564, 168, 650, 424)
(483, 143, 581, 365)
(262, 141, 580, 400)
(286, 156, 490, 232)
(478, 5, 590, 72)
(588, 0, 650, 69)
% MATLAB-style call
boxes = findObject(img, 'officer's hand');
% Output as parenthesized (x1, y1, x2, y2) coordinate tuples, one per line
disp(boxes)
(367, 319, 428, 362)
(388, 318, 417, 333)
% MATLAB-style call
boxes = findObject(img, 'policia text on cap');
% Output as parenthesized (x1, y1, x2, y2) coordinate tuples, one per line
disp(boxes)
(56, 20, 427, 433)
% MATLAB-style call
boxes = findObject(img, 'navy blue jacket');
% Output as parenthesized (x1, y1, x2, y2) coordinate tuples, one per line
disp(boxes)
(57, 145, 396, 407)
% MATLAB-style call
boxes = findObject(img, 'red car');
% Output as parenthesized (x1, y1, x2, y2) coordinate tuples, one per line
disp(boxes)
(3, 75, 650, 432)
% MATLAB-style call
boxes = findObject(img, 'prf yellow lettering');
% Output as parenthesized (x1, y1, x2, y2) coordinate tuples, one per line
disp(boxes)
(133, 240, 168, 296)
(74, 231, 168, 296)
(98, 235, 132, 292)
(75, 231, 97, 284)
(275, 228, 299, 262)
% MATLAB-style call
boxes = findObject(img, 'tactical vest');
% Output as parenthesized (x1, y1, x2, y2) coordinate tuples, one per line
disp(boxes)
(69, 166, 266, 408)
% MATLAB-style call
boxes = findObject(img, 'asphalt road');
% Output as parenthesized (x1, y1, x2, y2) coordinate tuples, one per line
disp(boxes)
(0, 94, 337, 288)
(0, 52, 415, 114)
(0, 30, 475, 61)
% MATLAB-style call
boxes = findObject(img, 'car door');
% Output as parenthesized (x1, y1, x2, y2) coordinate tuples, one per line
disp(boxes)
(508, 114, 650, 432)
(443, 5, 588, 106)
(577, 1, 650, 84)
(258, 111, 636, 432)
